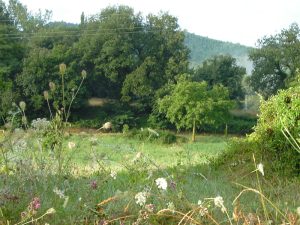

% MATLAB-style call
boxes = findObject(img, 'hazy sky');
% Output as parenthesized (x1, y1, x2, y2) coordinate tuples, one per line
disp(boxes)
(4, 0, 300, 46)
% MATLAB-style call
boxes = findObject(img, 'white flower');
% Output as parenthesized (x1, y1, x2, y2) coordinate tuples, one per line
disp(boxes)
(135, 192, 147, 206)
(297, 207, 300, 216)
(167, 202, 175, 213)
(155, 178, 168, 190)
(53, 187, 65, 199)
(214, 196, 226, 213)
(110, 171, 117, 180)
(199, 207, 208, 217)
(197, 200, 202, 206)
(68, 142, 76, 149)
(257, 163, 264, 176)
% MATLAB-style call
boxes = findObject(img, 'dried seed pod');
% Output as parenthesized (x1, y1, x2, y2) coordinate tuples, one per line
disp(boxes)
(59, 63, 66, 75)
(43, 91, 49, 100)
(49, 82, 56, 91)
(19, 101, 26, 111)
(81, 70, 87, 79)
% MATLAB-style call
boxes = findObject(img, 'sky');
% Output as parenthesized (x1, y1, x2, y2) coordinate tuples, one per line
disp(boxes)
(4, 0, 300, 47)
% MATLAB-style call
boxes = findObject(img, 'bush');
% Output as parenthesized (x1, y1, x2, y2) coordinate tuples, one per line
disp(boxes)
(217, 86, 300, 176)
(249, 86, 300, 175)
(126, 128, 178, 144)
(73, 119, 103, 129)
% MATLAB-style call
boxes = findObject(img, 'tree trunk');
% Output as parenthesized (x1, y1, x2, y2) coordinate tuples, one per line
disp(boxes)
(192, 119, 196, 142)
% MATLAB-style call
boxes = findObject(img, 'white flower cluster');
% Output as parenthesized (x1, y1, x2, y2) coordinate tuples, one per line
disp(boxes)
(214, 196, 226, 213)
(257, 163, 264, 176)
(31, 118, 50, 131)
(167, 202, 175, 213)
(68, 142, 76, 149)
(155, 178, 168, 190)
(197, 200, 208, 216)
(110, 171, 117, 179)
(53, 187, 69, 208)
(53, 187, 65, 199)
(135, 192, 147, 206)
(12, 139, 27, 152)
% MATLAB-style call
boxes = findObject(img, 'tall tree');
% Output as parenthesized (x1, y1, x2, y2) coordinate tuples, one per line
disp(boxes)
(121, 12, 190, 109)
(0, 0, 24, 119)
(158, 77, 233, 140)
(193, 55, 246, 100)
(249, 23, 300, 98)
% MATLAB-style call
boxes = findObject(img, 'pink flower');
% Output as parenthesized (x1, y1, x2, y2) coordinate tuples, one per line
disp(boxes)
(91, 180, 97, 189)
(31, 197, 41, 210)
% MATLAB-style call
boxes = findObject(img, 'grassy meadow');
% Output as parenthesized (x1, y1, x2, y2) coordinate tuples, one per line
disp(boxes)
(1, 130, 299, 224)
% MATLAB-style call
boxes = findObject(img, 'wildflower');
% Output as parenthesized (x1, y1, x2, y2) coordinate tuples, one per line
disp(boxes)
(135, 192, 147, 206)
(53, 187, 65, 199)
(31, 197, 41, 210)
(169, 180, 176, 189)
(46, 208, 56, 215)
(110, 171, 117, 180)
(19, 101, 26, 111)
(21, 116, 27, 125)
(68, 142, 76, 149)
(59, 63, 66, 75)
(257, 163, 264, 176)
(49, 82, 56, 91)
(43, 91, 49, 100)
(81, 70, 87, 79)
(197, 200, 202, 206)
(20, 211, 27, 218)
(155, 178, 167, 190)
(91, 180, 97, 189)
(31, 118, 50, 131)
(145, 204, 155, 213)
(167, 202, 175, 213)
(13, 139, 27, 152)
(214, 196, 226, 213)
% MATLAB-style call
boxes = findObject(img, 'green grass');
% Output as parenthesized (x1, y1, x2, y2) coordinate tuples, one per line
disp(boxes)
(67, 133, 228, 170)
(1, 132, 299, 224)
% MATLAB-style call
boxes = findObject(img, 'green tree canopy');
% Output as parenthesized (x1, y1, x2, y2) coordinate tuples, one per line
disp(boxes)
(157, 78, 234, 131)
(249, 23, 300, 98)
(193, 55, 246, 100)
(0, 0, 24, 119)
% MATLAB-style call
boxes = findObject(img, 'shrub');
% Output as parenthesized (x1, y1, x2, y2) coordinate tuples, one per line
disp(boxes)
(249, 86, 300, 175)
(218, 85, 300, 175)
(126, 128, 178, 144)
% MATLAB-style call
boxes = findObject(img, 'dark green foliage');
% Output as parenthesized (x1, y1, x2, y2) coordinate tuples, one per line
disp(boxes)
(0, 1, 24, 119)
(200, 115, 256, 135)
(218, 84, 300, 176)
(249, 23, 300, 98)
(249, 85, 300, 175)
(193, 55, 246, 100)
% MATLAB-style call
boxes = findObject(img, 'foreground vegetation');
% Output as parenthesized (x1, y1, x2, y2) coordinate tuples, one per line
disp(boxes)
(0, 131, 299, 224)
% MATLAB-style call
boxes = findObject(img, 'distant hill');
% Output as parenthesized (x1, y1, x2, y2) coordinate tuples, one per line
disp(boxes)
(184, 32, 253, 73)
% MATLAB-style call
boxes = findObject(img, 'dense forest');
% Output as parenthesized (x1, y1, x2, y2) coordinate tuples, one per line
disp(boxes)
(1, 0, 300, 134)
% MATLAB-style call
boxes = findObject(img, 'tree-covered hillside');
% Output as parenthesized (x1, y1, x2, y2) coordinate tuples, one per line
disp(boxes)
(184, 32, 253, 73)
